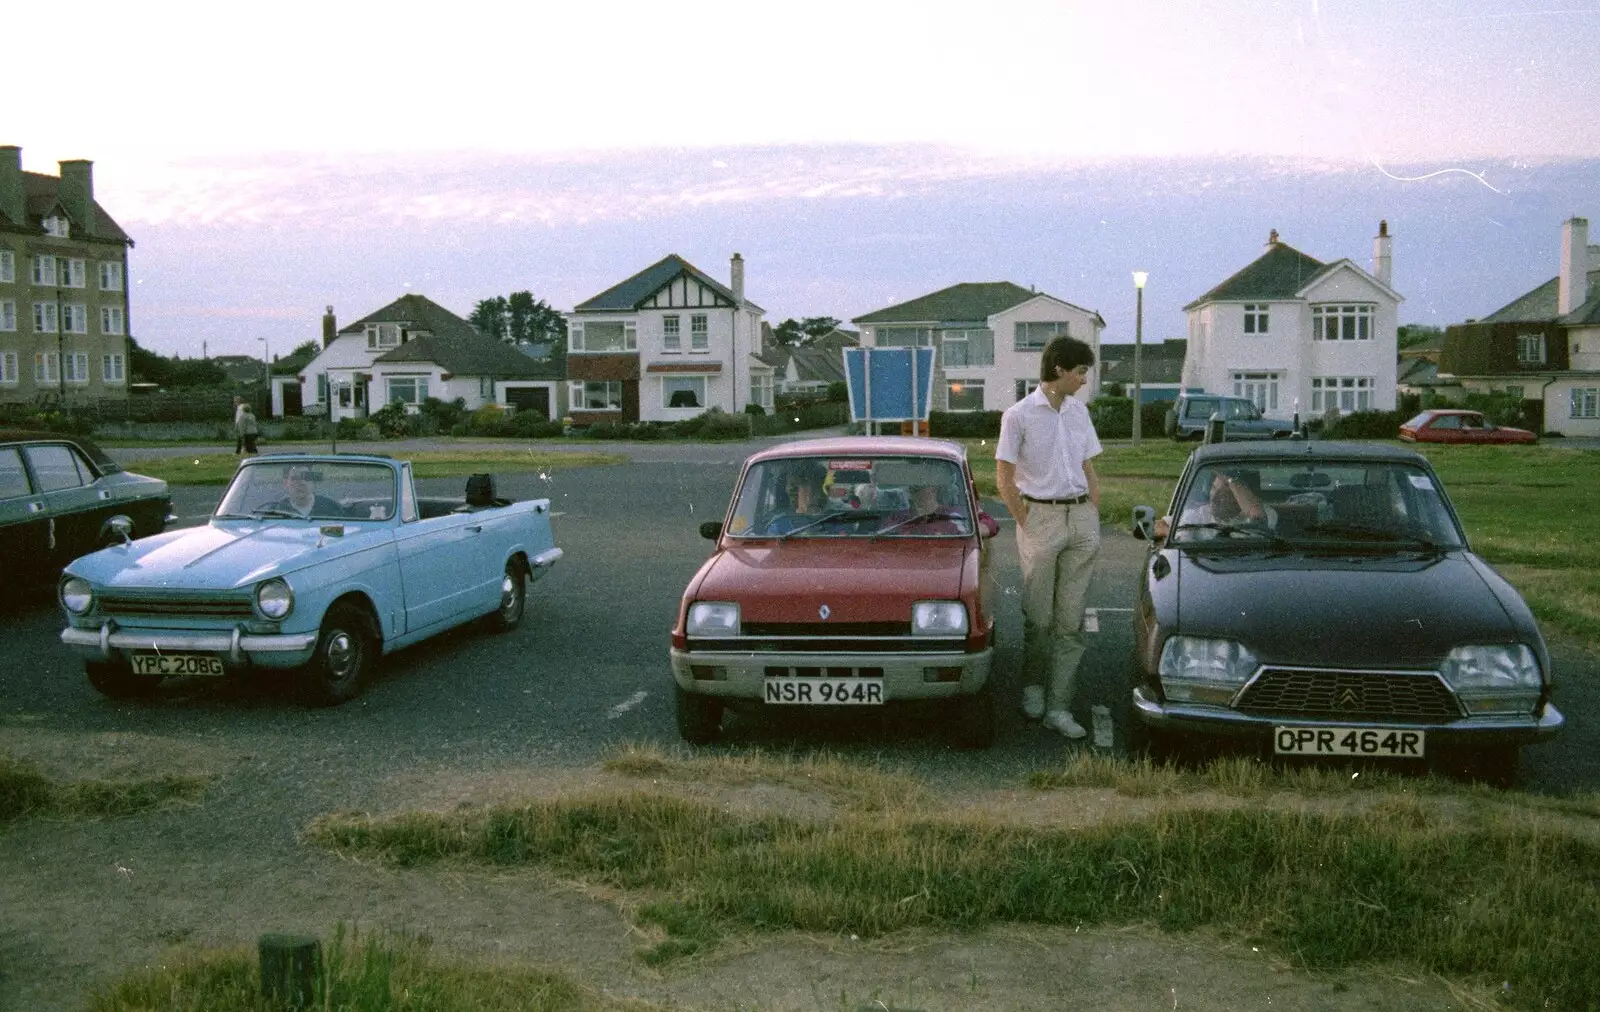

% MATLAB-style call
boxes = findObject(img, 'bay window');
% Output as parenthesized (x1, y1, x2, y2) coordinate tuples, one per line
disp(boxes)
(663, 375, 706, 409)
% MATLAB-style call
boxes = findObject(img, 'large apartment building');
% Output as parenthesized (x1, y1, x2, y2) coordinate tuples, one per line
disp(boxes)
(0, 146, 134, 409)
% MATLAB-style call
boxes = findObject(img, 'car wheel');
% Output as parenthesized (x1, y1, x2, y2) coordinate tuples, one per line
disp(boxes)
(1436, 744, 1521, 788)
(488, 558, 527, 633)
(951, 680, 996, 749)
(303, 602, 375, 707)
(85, 659, 161, 699)
(1125, 716, 1174, 763)
(675, 684, 723, 744)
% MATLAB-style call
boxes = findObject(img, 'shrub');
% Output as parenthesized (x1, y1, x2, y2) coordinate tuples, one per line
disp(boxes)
(744, 403, 766, 416)
(1324, 409, 1405, 439)
(929, 410, 1002, 438)
(690, 409, 754, 441)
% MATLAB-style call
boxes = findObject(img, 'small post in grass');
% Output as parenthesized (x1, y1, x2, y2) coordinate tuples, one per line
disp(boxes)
(259, 932, 321, 1007)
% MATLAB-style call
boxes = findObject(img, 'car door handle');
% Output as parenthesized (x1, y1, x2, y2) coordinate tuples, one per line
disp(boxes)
(466, 524, 483, 533)
(27, 501, 44, 513)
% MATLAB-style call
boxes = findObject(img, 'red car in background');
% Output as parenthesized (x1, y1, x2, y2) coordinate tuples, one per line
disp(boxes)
(1399, 409, 1537, 445)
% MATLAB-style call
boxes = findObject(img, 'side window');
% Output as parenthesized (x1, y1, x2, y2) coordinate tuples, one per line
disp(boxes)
(1185, 399, 1213, 420)
(24, 444, 89, 492)
(1432, 415, 1461, 430)
(399, 464, 418, 522)
(0, 447, 31, 499)
(1228, 400, 1254, 420)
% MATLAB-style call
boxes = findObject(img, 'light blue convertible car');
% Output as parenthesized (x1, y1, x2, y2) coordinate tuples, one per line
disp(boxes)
(59, 454, 562, 705)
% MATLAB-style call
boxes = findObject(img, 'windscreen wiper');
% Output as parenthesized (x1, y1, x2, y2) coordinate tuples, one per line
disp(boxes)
(777, 510, 880, 539)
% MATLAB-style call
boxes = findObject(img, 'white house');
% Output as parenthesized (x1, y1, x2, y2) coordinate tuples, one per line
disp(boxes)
(1182, 224, 1403, 420)
(852, 282, 1106, 412)
(298, 295, 563, 422)
(565, 253, 771, 425)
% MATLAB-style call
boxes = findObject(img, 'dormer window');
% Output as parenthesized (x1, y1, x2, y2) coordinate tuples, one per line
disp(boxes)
(366, 323, 401, 349)
(42, 216, 69, 238)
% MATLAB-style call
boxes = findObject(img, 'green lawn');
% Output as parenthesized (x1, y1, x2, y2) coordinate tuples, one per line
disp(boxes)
(121, 450, 629, 486)
(966, 439, 1598, 647)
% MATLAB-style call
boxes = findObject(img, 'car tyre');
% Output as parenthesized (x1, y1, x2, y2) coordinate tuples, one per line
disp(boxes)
(1436, 743, 1521, 788)
(675, 684, 723, 744)
(951, 680, 996, 749)
(85, 659, 161, 699)
(488, 558, 527, 633)
(1125, 715, 1175, 764)
(303, 602, 375, 707)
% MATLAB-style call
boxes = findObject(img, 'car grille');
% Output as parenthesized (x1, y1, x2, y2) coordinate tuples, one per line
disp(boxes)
(691, 622, 963, 654)
(1236, 668, 1463, 723)
(98, 593, 255, 620)
(764, 666, 885, 679)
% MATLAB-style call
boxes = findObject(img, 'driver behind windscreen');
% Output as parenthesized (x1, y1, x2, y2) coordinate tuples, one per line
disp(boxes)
(1155, 467, 1276, 539)
(764, 461, 828, 533)
(267, 465, 343, 519)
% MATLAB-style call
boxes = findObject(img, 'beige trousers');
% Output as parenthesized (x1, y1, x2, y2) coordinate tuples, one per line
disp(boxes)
(1017, 501, 1101, 713)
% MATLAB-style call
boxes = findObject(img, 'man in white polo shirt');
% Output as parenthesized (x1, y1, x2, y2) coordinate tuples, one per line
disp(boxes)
(994, 335, 1102, 739)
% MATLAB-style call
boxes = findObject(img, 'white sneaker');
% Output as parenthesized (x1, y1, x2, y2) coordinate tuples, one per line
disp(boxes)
(1021, 685, 1045, 720)
(1044, 710, 1088, 739)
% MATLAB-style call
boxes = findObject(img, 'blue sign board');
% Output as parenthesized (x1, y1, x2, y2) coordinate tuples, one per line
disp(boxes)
(842, 346, 936, 422)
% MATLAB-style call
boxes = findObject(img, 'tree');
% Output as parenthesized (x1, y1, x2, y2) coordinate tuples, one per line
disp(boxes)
(771, 316, 842, 348)
(1398, 324, 1444, 350)
(472, 292, 568, 345)
(126, 336, 170, 385)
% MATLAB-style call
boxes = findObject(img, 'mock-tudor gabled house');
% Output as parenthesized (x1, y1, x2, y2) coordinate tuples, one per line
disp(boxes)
(852, 282, 1105, 412)
(299, 295, 560, 423)
(1183, 224, 1403, 420)
(565, 253, 770, 425)
(1439, 216, 1600, 437)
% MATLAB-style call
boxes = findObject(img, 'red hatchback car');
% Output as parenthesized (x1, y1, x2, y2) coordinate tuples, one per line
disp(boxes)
(670, 437, 1000, 747)
(1399, 409, 1537, 445)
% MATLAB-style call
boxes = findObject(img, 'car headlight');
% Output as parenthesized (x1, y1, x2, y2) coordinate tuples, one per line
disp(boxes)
(1157, 636, 1258, 703)
(1440, 644, 1542, 714)
(60, 576, 94, 615)
(912, 601, 968, 636)
(686, 602, 740, 637)
(255, 579, 295, 620)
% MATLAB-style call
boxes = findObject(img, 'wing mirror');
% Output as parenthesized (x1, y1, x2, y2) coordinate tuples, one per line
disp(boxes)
(101, 515, 135, 547)
(699, 521, 723, 541)
(1131, 505, 1155, 542)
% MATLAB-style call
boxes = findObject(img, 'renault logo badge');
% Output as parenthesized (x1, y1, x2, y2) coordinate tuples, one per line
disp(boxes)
(819, 604, 831, 620)
(1337, 687, 1360, 708)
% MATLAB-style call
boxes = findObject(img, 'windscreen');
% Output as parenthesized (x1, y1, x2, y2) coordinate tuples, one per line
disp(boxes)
(216, 459, 397, 521)
(726, 454, 973, 538)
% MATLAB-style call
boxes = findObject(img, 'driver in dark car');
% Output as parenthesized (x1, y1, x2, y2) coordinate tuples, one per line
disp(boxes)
(1155, 467, 1275, 539)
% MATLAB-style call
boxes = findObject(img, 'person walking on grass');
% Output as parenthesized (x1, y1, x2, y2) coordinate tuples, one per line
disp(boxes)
(994, 335, 1102, 740)
(232, 395, 246, 454)
(238, 402, 260, 455)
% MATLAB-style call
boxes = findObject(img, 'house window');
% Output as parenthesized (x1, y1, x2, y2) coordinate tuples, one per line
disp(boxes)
(31, 256, 56, 286)
(1014, 378, 1039, 401)
(690, 314, 709, 352)
(386, 376, 429, 404)
(1516, 334, 1546, 365)
(42, 216, 69, 238)
(62, 303, 88, 334)
(0, 352, 16, 384)
(940, 328, 995, 367)
(0, 250, 13, 283)
(99, 262, 123, 291)
(366, 323, 400, 349)
(480, 376, 493, 399)
(1572, 388, 1599, 419)
(663, 375, 706, 409)
(64, 353, 89, 384)
(102, 354, 125, 383)
(878, 326, 934, 348)
(1311, 304, 1373, 341)
(0, 299, 14, 331)
(35, 352, 59, 383)
(750, 371, 772, 410)
(946, 379, 985, 412)
(1311, 376, 1372, 412)
(1231, 372, 1280, 411)
(1015, 321, 1068, 350)
(571, 380, 622, 410)
(1243, 304, 1269, 334)
(575, 321, 636, 352)
(33, 302, 58, 333)
(662, 315, 681, 352)
(100, 306, 125, 335)
(317, 374, 329, 403)
(61, 259, 86, 289)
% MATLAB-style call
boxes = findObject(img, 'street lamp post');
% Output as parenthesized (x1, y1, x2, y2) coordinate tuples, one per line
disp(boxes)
(1132, 271, 1148, 446)
(257, 337, 270, 418)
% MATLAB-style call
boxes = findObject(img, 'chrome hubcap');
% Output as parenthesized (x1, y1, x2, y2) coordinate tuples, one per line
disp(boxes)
(325, 630, 358, 679)
(501, 572, 520, 616)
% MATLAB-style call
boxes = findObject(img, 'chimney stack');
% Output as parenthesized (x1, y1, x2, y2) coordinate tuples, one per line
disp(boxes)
(1267, 228, 1280, 246)
(730, 253, 745, 305)
(0, 146, 23, 226)
(322, 305, 338, 347)
(1373, 220, 1393, 288)
(57, 160, 97, 238)
(1560, 217, 1590, 316)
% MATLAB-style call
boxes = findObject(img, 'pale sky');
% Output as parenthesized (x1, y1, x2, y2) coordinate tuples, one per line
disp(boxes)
(7, 0, 1600, 356)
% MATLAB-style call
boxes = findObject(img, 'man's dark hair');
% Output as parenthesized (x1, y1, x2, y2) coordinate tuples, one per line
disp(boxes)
(1039, 335, 1095, 383)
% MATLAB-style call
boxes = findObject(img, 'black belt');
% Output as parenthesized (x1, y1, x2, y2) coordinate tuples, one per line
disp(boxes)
(1023, 494, 1090, 505)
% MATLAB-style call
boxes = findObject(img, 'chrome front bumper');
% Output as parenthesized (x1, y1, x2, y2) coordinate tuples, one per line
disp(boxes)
(1131, 686, 1566, 745)
(61, 622, 319, 668)
(670, 647, 992, 701)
